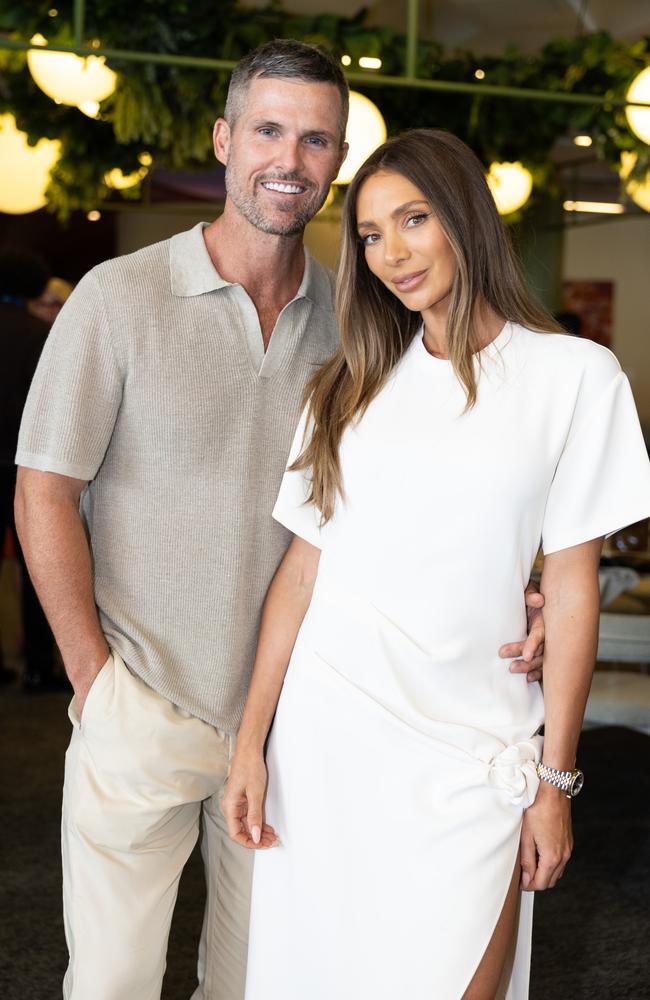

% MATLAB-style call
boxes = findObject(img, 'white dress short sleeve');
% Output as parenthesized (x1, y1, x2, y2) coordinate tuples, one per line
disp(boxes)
(272, 407, 324, 549)
(542, 354, 650, 554)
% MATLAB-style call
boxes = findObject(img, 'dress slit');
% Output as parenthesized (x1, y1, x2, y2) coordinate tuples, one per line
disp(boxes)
(458, 855, 522, 1000)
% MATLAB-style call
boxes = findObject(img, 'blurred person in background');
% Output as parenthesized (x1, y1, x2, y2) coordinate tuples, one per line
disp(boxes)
(0, 248, 57, 690)
(28, 276, 74, 327)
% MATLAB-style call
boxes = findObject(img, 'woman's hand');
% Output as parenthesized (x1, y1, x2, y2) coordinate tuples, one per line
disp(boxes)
(221, 752, 279, 850)
(519, 783, 573, 891)
(219, 536, 319, 851)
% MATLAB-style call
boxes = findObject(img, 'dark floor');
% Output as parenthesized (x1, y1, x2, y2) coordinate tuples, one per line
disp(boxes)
(1, 689, 649, 1000)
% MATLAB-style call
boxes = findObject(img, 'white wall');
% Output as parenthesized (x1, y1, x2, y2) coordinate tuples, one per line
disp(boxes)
(564, 214, 650, 423)
(116, 210, 207, 256)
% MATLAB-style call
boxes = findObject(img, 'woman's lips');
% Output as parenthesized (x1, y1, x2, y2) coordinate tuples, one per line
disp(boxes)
(392, 269, 428, 292)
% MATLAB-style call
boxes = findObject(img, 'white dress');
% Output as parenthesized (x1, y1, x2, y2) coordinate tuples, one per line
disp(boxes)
(244, 324, 650, 1000)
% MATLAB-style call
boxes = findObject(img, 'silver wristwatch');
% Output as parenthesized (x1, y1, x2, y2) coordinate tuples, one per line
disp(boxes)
(536, 762, 584, 798)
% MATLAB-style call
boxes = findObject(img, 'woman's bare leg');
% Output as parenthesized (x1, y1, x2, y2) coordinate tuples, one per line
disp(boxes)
(460, 858, 521, 1000)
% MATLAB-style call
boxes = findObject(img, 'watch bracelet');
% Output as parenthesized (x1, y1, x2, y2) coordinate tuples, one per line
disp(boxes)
(536, 762, 575, 792)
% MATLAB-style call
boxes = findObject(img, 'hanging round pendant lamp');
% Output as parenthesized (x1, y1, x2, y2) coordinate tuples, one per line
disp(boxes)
(334, 92, 387, 185)
(0, 114, 60, 214)
(486, 161, 533, 215)
(27, 34, 116, 108)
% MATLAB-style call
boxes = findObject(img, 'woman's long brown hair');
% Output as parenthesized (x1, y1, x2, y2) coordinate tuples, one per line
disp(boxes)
(293, 128, 563, 523)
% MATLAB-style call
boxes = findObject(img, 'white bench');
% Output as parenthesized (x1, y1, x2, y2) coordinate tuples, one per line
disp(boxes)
(596, 612, 650, 664)
(582, 613, 650, 734)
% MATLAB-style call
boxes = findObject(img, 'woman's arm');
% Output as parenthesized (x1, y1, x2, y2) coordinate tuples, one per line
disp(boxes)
(519, 537, 602, 891)
(222, 534, 321, 849)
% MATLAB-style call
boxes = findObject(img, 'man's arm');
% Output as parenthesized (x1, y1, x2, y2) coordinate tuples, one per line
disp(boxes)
(499, 582, 545, 682)
(14, 467, 109, 712)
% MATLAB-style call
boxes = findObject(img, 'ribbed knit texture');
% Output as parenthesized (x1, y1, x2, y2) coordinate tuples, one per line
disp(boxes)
(16, 224, 338, 731)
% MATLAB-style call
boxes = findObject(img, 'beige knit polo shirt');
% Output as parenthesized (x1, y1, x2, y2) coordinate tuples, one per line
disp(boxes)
(16, 222, 339, 731)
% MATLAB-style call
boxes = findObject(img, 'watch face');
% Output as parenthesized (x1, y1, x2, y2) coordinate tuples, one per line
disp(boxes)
(570, 771, 584, 797)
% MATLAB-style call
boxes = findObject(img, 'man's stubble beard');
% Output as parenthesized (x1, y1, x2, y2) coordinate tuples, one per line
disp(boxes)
(225, 162, 331, 237)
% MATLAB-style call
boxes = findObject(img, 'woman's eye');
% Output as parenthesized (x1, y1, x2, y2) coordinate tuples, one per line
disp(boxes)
(406, 213, 428, 227)
(360, 233, 380, 246)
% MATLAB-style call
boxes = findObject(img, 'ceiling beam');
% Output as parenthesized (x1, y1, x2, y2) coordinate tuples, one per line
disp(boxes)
(1, 33, 649, 111)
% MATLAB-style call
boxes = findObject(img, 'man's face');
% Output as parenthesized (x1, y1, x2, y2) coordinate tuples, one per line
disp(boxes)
(214, 77, 348, 236)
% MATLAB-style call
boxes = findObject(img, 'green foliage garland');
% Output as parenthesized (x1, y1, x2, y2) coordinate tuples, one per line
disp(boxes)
(0, 1, 649, 218)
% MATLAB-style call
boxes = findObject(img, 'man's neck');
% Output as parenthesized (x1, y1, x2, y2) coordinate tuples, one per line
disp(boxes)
(202, 204, 307, 315)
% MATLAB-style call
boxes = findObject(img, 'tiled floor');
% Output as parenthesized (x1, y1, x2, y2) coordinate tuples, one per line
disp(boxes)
(2, 692, 648, 1000)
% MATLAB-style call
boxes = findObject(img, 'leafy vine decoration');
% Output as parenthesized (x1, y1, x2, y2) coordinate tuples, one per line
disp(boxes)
(0, 1, 649, 218)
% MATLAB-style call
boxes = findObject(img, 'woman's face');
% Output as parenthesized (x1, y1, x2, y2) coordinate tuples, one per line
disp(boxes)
(355, 170, 456, 316)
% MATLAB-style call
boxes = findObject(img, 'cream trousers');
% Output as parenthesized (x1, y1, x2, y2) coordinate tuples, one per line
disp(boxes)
(62, 650, 253, 1000)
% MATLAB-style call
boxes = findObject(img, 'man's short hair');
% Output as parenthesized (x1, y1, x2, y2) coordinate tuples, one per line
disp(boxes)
(224, 39, 349, 144)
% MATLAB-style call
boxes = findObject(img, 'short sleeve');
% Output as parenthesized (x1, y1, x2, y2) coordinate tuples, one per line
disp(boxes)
(272, 408, 325, 549)
(542, 366, 650, 554)
(15, 269, 123, 481)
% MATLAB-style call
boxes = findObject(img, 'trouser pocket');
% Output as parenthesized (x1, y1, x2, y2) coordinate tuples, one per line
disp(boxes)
(65, 650, 230, 848)
(67, 651, 113, 732)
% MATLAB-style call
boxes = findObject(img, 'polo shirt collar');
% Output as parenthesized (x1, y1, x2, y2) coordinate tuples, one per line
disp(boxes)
(169, 221, 329, 307)
(170, 222, 230, 297)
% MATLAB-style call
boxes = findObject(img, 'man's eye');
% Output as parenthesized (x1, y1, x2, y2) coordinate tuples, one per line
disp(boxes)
(258, 127, 276, 137)
(306, 136, 325, 146)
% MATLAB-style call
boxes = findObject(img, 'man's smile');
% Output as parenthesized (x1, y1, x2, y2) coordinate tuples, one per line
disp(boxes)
(261, 180, 308, 195)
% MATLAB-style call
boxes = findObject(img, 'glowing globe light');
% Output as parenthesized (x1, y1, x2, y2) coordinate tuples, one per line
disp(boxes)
(27, 34, 116, 108)
(625, 66, 650, 146)
(486, 161, 533, 215)
(104, 166, 148, 190)
(78, 100, 100, 118)
(334, 91, 387, 185)
(0, 114, 60, 214)
(620, 151, 650, 213)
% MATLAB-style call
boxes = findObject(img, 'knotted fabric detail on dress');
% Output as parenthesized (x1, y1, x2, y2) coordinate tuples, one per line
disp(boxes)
(486, 740, 541, 808)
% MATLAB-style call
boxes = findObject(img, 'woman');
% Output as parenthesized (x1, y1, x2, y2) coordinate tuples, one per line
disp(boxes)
(223, 130, 650, 999)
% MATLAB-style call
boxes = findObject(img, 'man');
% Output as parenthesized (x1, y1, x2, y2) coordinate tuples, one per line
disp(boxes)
(15, 40, 543, 1000)
(0, 248, 57, 690)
